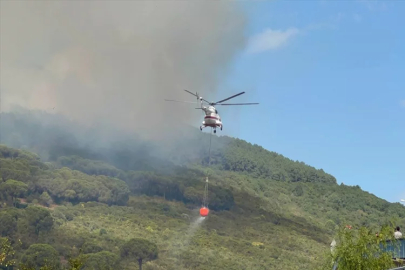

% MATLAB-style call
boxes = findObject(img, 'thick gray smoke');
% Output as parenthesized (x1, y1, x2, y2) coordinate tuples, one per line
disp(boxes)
(0, 1, 247, 139)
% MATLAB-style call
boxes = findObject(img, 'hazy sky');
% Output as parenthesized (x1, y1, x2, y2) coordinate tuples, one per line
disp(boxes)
(216, 1, 405, 203)
(0, 1, 246, 138)
(1, 1, 404, 203)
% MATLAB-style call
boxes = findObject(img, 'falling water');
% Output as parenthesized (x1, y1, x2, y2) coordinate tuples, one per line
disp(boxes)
(178, 216, 206, 253)
(183, 216, 206, 245)
(166, 214, 206, 268)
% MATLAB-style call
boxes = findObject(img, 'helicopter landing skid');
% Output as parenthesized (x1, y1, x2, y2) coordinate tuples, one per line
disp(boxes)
(200, 125, 219, 134)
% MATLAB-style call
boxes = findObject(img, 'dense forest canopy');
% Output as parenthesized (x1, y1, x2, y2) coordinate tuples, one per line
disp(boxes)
(1, 110, 404, 269)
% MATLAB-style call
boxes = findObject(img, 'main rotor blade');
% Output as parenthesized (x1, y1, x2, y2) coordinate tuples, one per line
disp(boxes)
(214, 91, 245, 104)
(164, 99, 197, 104)
(184, 89, 211, 104)
(184, 89, 198, 97)
(216, 103, 259, 105)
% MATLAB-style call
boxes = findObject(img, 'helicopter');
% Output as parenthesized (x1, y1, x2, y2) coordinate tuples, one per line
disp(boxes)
(165, 90, 259, 133)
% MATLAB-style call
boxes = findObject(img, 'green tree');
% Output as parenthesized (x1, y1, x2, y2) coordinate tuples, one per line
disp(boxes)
(120, 238, 158, 270)
(39, 191, 53, 207)
(20, 244, 60, 269)
(83, 251, 119, 270)
(25, 206, 54, 235)
(0, 211, 18, 237)
(0, 179, 28, 206)
(81, 241, 102, 254)
(66, 252, 87, 270)
(0, 237, 16, 268)
(322, 224, 396, 270)
(293, 185, 304, 197)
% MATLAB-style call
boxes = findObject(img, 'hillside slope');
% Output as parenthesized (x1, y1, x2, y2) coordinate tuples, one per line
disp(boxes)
(1, 110, 405, 269)
(0, 144, 328, 269)
(3, 111, 403, 228)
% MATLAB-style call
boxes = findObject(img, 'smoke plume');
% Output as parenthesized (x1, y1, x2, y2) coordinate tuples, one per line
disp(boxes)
(0, 1, 247, 138)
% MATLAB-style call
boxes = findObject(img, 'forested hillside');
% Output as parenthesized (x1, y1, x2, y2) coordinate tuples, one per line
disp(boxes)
(1, 110, 404, 270)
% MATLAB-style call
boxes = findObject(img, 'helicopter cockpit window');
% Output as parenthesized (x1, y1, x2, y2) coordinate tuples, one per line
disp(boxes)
(215, 109, 218, 114)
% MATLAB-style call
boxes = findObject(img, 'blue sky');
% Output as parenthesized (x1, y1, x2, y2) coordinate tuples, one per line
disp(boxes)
(214, 0, 404, 203)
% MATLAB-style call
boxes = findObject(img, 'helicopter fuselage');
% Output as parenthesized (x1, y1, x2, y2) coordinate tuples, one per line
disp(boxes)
(200, 106, 222, 133)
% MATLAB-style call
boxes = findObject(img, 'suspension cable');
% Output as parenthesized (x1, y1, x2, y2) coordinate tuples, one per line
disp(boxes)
(203, 176, 208, 207)
(202, 128, 213, 208)
(207, 127, 213, 167)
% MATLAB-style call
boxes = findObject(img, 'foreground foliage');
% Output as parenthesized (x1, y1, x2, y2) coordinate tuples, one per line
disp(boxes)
(321, 224, 396, 270)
